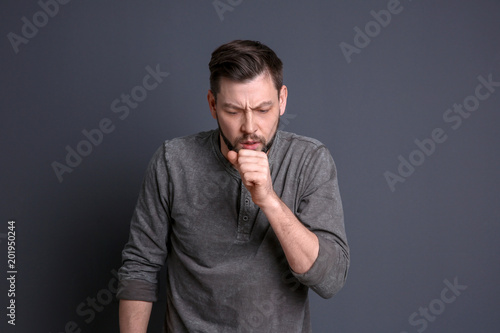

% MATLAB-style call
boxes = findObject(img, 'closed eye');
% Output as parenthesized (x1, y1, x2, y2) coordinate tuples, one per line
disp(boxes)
(223, 109, 239, 115)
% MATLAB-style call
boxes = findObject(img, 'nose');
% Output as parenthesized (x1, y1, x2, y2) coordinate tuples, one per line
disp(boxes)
(241, 111, 256, 134)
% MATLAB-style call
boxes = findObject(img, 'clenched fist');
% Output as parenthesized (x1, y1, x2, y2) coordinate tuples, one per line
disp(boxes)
(227, 149, 278, 208)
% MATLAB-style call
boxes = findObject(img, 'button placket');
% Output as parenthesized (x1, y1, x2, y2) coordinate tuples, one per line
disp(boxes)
(236, 186, 256, 241)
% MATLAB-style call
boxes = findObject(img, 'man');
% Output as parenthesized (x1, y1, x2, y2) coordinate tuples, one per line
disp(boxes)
(117, 40, 349, 332)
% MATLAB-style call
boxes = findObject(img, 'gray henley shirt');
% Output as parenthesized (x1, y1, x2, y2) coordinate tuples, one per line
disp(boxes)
(117, 129, 349, 332)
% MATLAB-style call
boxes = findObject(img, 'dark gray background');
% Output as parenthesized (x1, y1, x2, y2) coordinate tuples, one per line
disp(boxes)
(1, 0, 499, 332)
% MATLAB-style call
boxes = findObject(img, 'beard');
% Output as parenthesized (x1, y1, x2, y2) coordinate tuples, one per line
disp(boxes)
(217, 118, 279, 154)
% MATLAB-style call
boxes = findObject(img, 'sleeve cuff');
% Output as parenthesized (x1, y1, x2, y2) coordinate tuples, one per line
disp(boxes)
(116, 279, 158, 302)
(291, 236, 334, 286)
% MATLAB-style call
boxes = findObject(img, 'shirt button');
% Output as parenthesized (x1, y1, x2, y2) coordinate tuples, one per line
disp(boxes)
(243, 216, 248, 221)
(245, 199, 250, 205)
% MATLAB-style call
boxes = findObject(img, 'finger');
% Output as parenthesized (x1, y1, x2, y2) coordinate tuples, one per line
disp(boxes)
(227, 150, 239, 167)
(237, 149, 266, 158)
(236, 151, 269, 166)
(240, 171, 267, 184)
(238, 161, 268, 175)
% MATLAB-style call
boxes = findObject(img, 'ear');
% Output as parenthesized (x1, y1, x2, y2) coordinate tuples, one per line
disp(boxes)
(279, 85, 288, 116)
(207, 90, 217, 119)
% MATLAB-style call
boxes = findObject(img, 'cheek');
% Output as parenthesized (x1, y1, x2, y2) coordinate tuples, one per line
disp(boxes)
(218, 117, 238, 136)
(263, 115, 280, 133)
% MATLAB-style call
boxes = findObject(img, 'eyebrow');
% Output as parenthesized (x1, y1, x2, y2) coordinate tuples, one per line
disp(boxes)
(222, 101, 274, 111)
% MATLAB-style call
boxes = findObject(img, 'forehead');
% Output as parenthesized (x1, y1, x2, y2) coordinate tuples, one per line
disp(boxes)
(217, 72, 278, 103)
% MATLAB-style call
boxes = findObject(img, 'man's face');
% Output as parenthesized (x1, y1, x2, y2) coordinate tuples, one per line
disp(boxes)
(208, 72, 288, 158)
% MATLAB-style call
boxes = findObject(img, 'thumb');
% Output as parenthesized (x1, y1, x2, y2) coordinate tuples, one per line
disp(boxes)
(227, 150, 238, 166)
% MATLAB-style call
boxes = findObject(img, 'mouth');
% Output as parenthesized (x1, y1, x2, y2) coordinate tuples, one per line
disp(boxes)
(240, 141, 261, 150)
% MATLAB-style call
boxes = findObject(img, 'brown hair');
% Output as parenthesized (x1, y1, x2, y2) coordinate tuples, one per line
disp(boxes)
(209, 40, 283, 100)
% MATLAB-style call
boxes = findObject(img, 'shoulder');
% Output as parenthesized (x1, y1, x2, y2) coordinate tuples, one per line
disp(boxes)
(272, 131, 339, 190)
(274, 130, 337, 172)
(147, 130, 216, 169)
(276, 131, 333, 162)
(163, 130, 215, 152)
(278, 130, 327, 150)
(158, 130, 216, 160)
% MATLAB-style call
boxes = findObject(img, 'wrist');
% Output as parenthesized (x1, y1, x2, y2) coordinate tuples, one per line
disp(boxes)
(258, 192, 282, 212)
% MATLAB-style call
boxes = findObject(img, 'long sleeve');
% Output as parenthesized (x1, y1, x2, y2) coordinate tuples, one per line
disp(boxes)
(290, 145, 350, 299)
(117, 145, 171, 302)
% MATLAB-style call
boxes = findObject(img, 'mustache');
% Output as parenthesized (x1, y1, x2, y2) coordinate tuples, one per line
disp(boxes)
(216, 118, 279, 153)
(236, 134, 265, 144)
(231, 134, 267, 152)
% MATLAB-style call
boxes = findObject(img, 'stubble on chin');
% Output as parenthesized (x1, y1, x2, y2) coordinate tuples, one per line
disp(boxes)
(216, 118, 280, 154)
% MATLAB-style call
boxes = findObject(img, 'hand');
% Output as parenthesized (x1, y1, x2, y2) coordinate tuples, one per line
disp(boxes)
(227, 149, 277, 208)
(228, 150, 320, 275)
